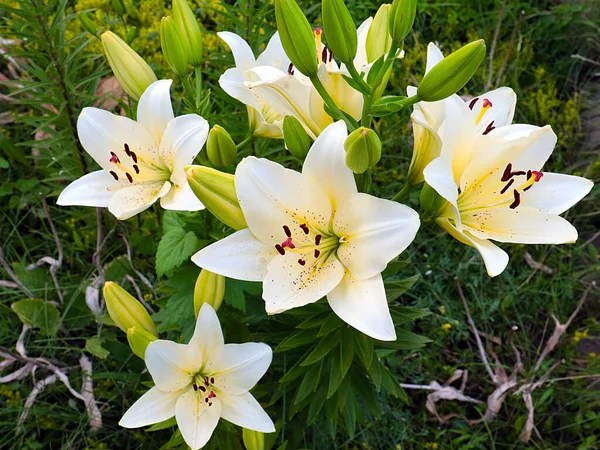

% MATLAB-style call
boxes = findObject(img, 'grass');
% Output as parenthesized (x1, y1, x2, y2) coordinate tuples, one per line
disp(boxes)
(1, 0, 599, 449)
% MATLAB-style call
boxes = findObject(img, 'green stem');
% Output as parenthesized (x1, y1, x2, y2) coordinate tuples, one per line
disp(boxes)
(346, 62, 372, 94)
(310, 75, 356, 131)
(236, 134, 254, 152)
(391, 183, 413, 202)
(194, 66, 203, 110)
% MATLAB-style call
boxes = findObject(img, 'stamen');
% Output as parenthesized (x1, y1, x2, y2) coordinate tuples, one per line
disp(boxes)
(208, 391, 216, 399)
(281, 237, 295, 249)
(283, 225, 291, 238)
(483, 121, 496, 135)
(532, 171, 543, 182)
(199, 385, 206, 392)
(314, 249, 320, 258)
(287, 63, 294, 76)
(193, 384, 198, 392)
(328, 49, 334, 62)
(205, 398, 209, 403)
(210, 377, 215, 384)
(468, 97, 479, 110)
(299, 224, 309, 234)
(109, 171, 119, 181)
(315, 234, 322, 245)
(322, 47, 328, 64)
(314, 28, 323, 64)
(126, 173, 133, 183)
(130, 151, 138, 164)
(483, 98, 493, 108)
(275, 244, 285, 255)
(124, 143, 131, 156)
(204, 377, 209, 386)
(475, 98, 493, 124)
(509, 189, 521, 209)
(500, 178, 514, 195)
(298, 259, 306, 266)
(501, 163, 526, 182)
(109, 151, 120, 164)
(133, 164, 140, 174)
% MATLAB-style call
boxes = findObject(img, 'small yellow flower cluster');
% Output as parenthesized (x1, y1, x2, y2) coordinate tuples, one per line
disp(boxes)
(573, 329, 588, 343)
(425, 442, 439, 450)
(441, 323, 452, 332)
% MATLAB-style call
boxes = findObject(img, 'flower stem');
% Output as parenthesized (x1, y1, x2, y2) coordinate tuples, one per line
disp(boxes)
(194, 66, 203, 110)
(310, 75, 357, 131)
(391, 183, 413, 202)
(236, 134, 254, 152)
(346, 62, 372, 94)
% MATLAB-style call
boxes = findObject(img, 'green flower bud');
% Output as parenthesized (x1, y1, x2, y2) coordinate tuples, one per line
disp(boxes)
(101, 31, 157, 100)
(126, 26, 139, 45)
(173, 0, 203, 67)
(419, 182, 447, 220)
(103, 282, 158, 337)
(344, 127, 382, 174)
(194, 269, 225, 317)
(78, 13, 98, 38)
(322, 0, 357, 65)
(275, 0, 318, 77)
(111, 0, 126, 17)
(160, 16, 190, 76)
(283, 116, 312, 160)
(243, 429, 265, 450)
(207, 125, 237, 168)
(417, 39, 486, 102)
(388, 0, 417, 43)
(366, 4, 392, 63)
(186, 165, 248, 230)
(126, 326, 157, 359)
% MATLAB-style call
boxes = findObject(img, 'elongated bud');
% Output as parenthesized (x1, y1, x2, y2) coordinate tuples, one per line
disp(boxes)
(243, 428, 265, 450)
(194, 270, 225, 317)
(126, 326, 157, 359)
(101, 31, 157, 100)
(388, 0, 417, 43)
(344, 127, 382, 174)
(283, 116, 311, 160)
(160, 16, 190, 76)
(79, 13, 98, 38)
(126, 27, 139, 45)
(419, 182, 447, 220)
(103, 282, 158, 337)
(322, 0, 357, 65)
(173, 0, 203, 67)
(418, 40, 486, 102)
(207, 125, 237, 167)
(275, 0, 318, 77)
(366, 4, 392, 63)
(186, 165, 248, 230)
(111, 0, 126, 17)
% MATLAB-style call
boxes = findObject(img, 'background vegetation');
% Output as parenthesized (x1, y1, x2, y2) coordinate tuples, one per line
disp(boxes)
(0, 0, 599, 448)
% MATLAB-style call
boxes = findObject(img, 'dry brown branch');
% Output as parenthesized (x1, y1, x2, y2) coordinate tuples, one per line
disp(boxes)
(0, 363, 34, 383)
(485, 0, 507, 91)
(495, 10, 524, 87)
(125, 274, 154, 313)
(120, 233, 157, 298)
(0, 280, 19, 289)
(524, 252, 555, 274)
(80, 355, 102, 431)
(17, 374, 58, 431)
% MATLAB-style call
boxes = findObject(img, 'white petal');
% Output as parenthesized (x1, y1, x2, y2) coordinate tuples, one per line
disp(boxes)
(353, 17, 372, 68)
(77, 107, 163, 170)
(256, 32, 290, 72)
(235, 157, 333, 246)
(159, 114, 209, 185)
(160, 182, 205, 211)
(520, 172, 593, 214)
(327, 272, 395, 341)
(423, 155, 461, 225)
(463, 206, 579, 244)
(302, 121, 357, 209)
(219, 391, 275, 433)
(107, 181, 171, 220)
(218, 31, 256, 71)
(189, 303, 225, 360)
(192, 229, 277, 282)
(316, 69, 363, 123)
(137, 79, 175, 146)
(175, 389, 221, 450)
(119, 386, 179, 428)
(469, 87, 516, 134)
(219, 68, 261, 110)
(333, 193, 420, 280)
(57, 170, 120, 207)
(145, 340, 201, 392)
(207, 343, 272, 395)
(440, 94, 477, 180)
(437, 217, 509, 277)
(425, 42, 445, 74)
(408, 109, 443, 185)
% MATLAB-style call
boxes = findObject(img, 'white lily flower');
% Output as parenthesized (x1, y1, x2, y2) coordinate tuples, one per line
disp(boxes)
(57, 79, 208, 220)
(192, 121, 420, 341)
(119, 303, 275, 450)
(416, 46, 593, 276)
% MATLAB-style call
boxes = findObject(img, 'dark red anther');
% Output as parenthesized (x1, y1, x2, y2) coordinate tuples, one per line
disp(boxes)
(109, 151, 120, 163)
(208, 391, 216, 399)
(500, 178, 514, 195)
(281, 237, 295, 249)
(204, 377, 210, 386)
(483, 121, 496, 135)
(126, 173, 133, 183)
(283, 225, 291, 238)
(210, 377, 214, 384)
(328, 49, 334, 62)
(501, 163, 513, 182)
(124, 143, 131, 156)
(483, 98, 493, 108)
(468, 97, 479, 110)
(315, 234, 322, 245)
(199, 385, 206, 392)
(314, 249, 320, 258)
(193, 384, 198, 392)
(532, 171, 543, 182)
(322, 47, 328, 63)
(509, 189, 521, 209)
(298, 259, 306, 266)
(287, 63, 294, 76)
(130, 151, 138, 163)
(133, 164, 140, 174)
(300, 223, 309, 234)
(275, 244, 285, 255)
(314, 27, 322, 35)
(205, 398, 209, 403)
(109, 171, 119, 181)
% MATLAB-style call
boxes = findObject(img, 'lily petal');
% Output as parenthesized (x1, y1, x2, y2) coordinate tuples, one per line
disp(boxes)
(145, 340, 201, 392)
(520, 172, 593, 214)
(175, 389, 221, 450)
(192, 229, 277, 282)
(440, 94, 477, 179)
(425, 42, 445, 74)
(218, 31, 256, 71)
(256, 32, 290, 72)
(327, 272, 396, 341)
(119, 386, 179, 428)
(423, 155, 461, 226)
(136, 79, 175, 146)
(160, 182, 205, 211)
(469, 87, 516, 134)
(334, 193, 420, 280)
(189, 303, 225, 359)
(207, 343, 272, 395)
(219, 68, 261, 110)
(107, 181, 171, 220)
(219, 391, 275, 433)
(57, 170, 121, 207)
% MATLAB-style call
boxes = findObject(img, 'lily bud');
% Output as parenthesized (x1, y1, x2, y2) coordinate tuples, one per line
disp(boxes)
(103, 281, 158, 337)
(160, 16, 190, 76)
(418, 39, 486, 102)
(322, 0, 357, 65)
(126, 326, 157, 359)
(344, 127, 382, 174)
(194, 269, 225, 317)
(186, 165, 248, 230)
(172, 0, 203, 67)
(243, 428, 265, 450)
(275, 0, 318, 77)
(207, 125, 237, 168)
(79, 13, 98, 38)
(388, 0, 417, 43)
(366, 4, 392, 63)
(419, 182, 447, 220)
(101, 31, 157, 100)
(111, 0, 126, 17)
(283, 116, 311, 160)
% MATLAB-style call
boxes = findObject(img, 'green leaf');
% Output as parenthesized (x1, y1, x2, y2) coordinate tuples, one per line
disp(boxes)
(367, 357, 383, 391)
(339, 329, 354, 378)
(275, 328, 318, 353)
(317, 313, 343, 337)
(300, 331, 341, 366)
(162, 210, 186, 234)
(224, 279, 261, 313)
(156, 229, 200, 277)
(11, 299, 60, 336)
(147, 416, 177, 431)
(355, 332, 374, 369)
(327, 351, 344, 399)
(296, 311, 329, 329)
(384, 274, 420, 301)
(85, 336, 110, 359)
(378, 329, 431, 350)
(371, 95, 407, 117)
(294, 361, 321, 405)
(390, 305, 431, 324)
(380, 365, 408, 402)
(307, 384, 327, 425)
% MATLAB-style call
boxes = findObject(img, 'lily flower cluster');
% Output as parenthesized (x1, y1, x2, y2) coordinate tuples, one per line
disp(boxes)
(56, 0, 593, 447)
